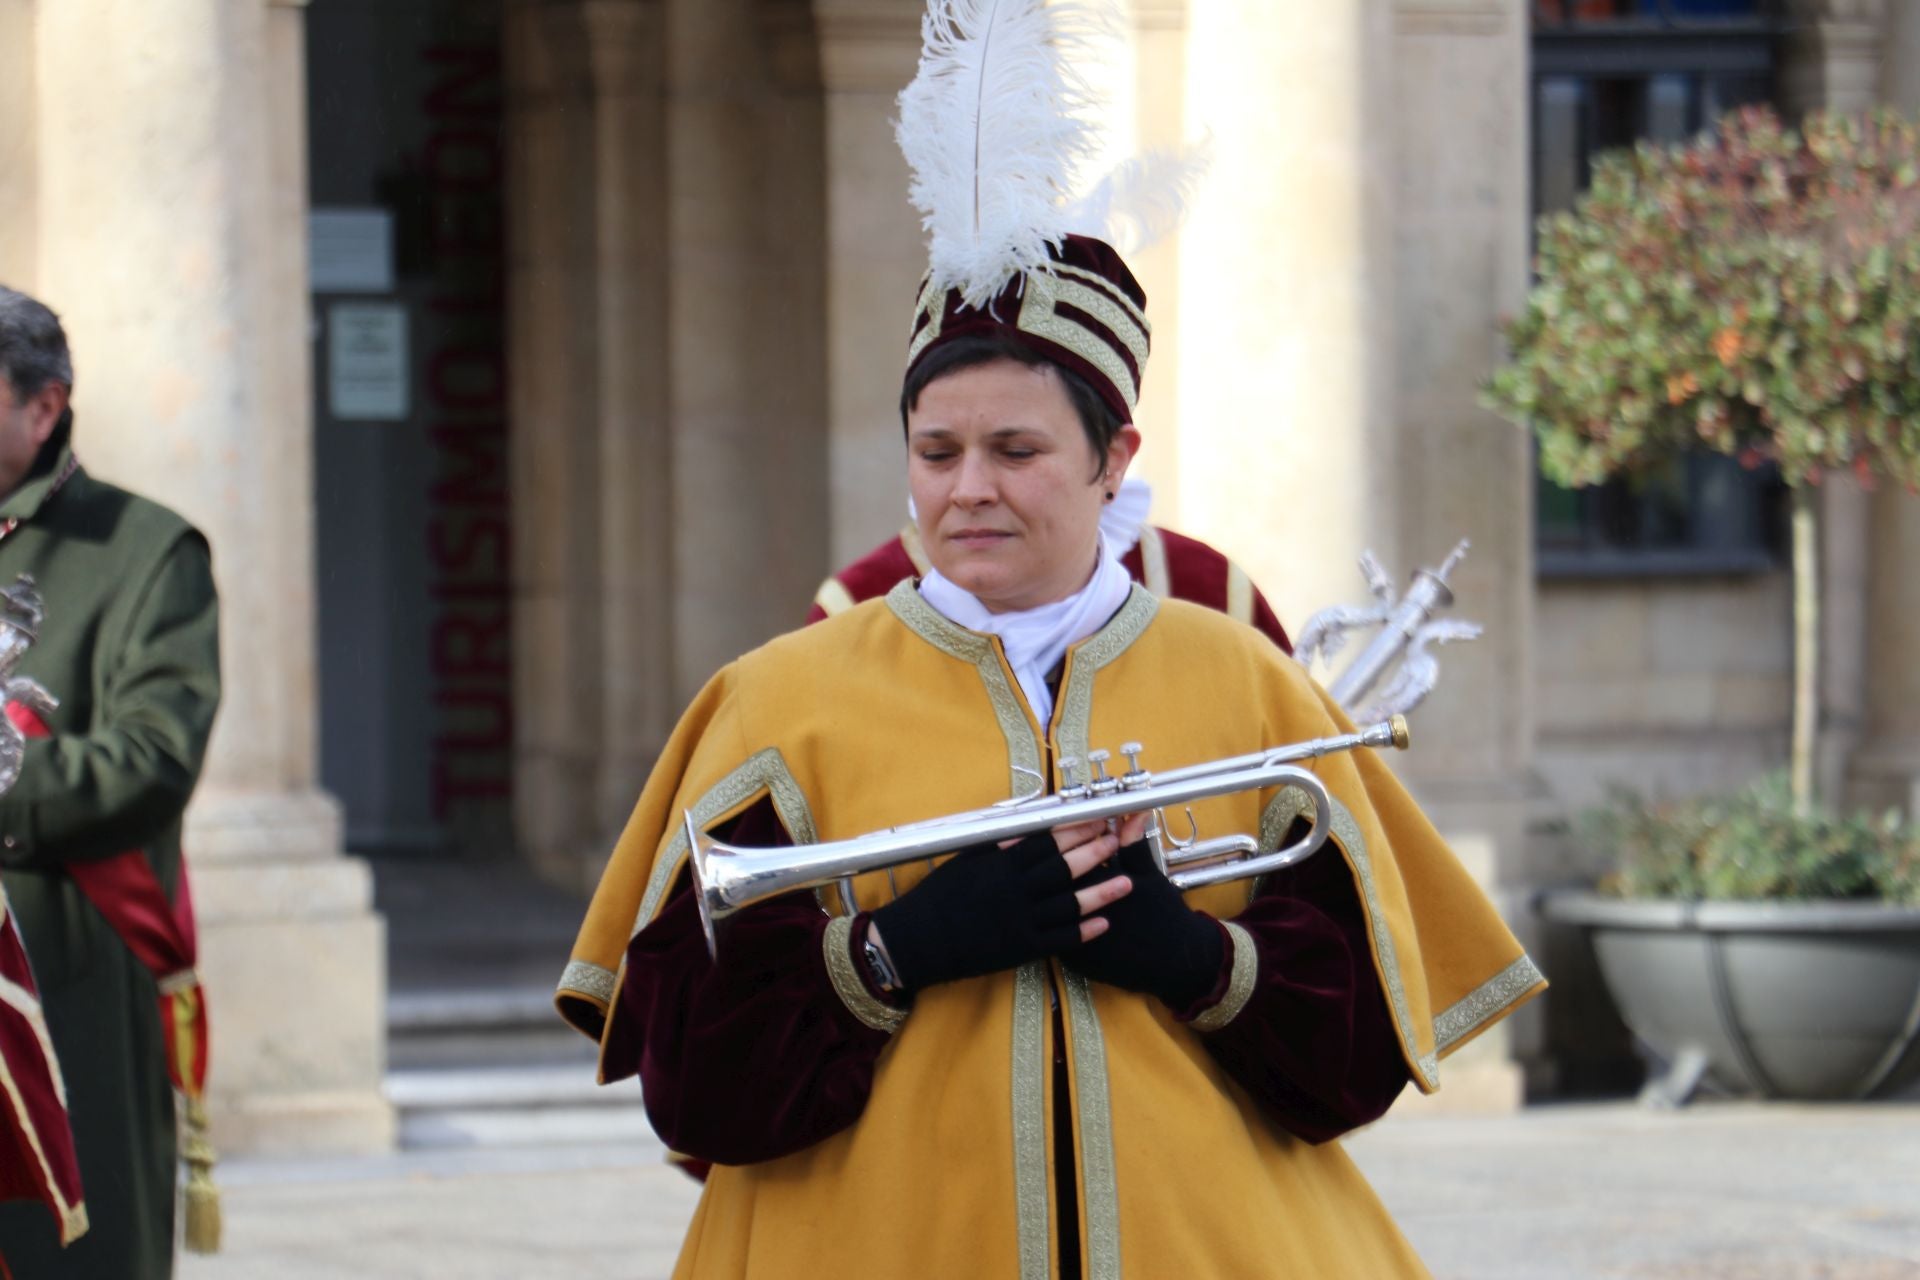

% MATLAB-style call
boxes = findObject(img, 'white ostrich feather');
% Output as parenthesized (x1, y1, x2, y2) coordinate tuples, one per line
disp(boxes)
(1062, 139, 1214, 256)
(896, 0, 1120, 308)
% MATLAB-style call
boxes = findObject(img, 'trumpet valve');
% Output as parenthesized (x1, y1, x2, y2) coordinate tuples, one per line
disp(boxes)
(1119, 742, 1151, 790)
(1086, 749, 1121, 796)
(1058, 756, 1090, 799)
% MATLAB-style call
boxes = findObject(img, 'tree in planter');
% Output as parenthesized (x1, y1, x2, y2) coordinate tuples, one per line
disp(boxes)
(1485, 105, 1920, 816)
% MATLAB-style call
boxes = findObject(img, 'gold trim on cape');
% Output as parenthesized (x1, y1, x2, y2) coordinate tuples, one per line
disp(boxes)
(1190, 920, 1258, 1033)
(1435, 953, 1546, 1055)
(632, 747, 819, 938)
(556, 960, 617, 1013)
(1062, 970, 1122, 1280)
(1011, 962, 1051, 1280)
(1261, 785, 1441, 1090)
(887, 580, 1060, 1274)
(822, 917, 909, 1033)
(885, 580, 1046, 802)
(1048, 586, 1156, 1277)
(1052, 586, 1159, 767)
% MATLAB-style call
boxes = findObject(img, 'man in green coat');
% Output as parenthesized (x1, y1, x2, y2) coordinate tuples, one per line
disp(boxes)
(0, 286, 221, 1280)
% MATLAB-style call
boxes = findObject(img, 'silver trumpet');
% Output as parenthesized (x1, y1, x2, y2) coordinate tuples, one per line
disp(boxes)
(686, 715, 1410, 957)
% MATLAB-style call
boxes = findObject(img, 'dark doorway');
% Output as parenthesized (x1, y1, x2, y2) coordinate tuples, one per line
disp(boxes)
(308, 0, 512, 864)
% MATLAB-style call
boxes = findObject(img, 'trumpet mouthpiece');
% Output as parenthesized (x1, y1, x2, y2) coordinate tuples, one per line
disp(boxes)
(1388, 715, 1411, 750)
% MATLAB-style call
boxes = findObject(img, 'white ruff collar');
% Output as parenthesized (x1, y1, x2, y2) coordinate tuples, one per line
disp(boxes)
(920, 539, 1132, 730)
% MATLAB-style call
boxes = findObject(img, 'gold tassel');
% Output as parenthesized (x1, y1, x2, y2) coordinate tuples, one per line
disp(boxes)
(181, 1096, 221, 1254)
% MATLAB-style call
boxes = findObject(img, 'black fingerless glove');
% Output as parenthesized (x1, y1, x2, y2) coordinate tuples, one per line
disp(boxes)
(1064, 839, 1225, 1009)
(869, 831, 1082, 994)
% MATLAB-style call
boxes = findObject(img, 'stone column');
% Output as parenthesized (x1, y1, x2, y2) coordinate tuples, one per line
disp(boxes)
(0, 0, 35, 288)
(1384, 0, 1536, 1111)
(813, 0, 924, 565)
(1884, 0, 1920, 109)
(506, 2, 613, 889)
(1851, 1, 1920, 817)
(1174, 0, 1399, 631)
(664, 0, 829, 704)
(34, 0, 390, 1153)
(583, 0, 677, 865)
(1126, 0, 1188, 518)
(1781, 0, 1889, 114)
(1180, 0, 1536, 1110)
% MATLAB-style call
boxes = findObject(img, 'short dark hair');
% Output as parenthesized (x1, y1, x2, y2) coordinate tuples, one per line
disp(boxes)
(0, 287, 74, 401)
(900, 333, 1124, 478)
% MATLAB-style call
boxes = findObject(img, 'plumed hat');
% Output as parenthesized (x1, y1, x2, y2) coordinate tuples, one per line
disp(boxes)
(894, 0, 1205, 423)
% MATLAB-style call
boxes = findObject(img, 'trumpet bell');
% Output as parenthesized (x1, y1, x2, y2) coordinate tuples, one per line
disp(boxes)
(686, 812, 727, 959)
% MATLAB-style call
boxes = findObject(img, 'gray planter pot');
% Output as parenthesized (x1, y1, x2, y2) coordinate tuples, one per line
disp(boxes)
(1538, 891, 1920, 1102)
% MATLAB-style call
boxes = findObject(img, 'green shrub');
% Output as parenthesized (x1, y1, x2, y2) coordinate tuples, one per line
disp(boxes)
(1485, 106, 1920, 492)
(1581, 775, 1920, 904)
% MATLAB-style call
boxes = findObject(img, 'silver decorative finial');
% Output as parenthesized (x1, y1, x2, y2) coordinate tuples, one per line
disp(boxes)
(0, 575, 58, 796)
(1296, 541, 1483, 721)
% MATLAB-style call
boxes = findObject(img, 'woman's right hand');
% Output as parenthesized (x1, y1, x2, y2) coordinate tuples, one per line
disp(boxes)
(867, 820, 1134, 995)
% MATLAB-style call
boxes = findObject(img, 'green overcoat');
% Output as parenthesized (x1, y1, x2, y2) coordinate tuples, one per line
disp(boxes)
(0, 416, 221, 1280)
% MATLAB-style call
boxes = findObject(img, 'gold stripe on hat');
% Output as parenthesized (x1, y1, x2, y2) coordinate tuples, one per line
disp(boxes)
(1053, 262, 1151, 345)
(1016, 272, 1141, 411)
(906, 276, 946, 367)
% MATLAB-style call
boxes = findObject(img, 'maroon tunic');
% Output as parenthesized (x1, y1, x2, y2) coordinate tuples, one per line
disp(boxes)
(613, 799, 1407, 1170)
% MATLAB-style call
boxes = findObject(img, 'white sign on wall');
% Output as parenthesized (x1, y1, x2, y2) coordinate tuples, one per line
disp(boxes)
(310, 208, 395, 294)
(328, 303, 410, 422)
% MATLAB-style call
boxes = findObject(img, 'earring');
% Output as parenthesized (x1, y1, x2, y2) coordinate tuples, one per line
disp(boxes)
(1104, 491, 1114, 501)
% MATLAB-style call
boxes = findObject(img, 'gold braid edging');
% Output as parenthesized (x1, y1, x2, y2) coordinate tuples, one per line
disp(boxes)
(821, 916, 907, 1034)
(1190, 920, 1258, 1033)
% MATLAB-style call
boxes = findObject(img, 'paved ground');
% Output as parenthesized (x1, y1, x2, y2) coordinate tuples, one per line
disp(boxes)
(175, 1101, 1920, 1279)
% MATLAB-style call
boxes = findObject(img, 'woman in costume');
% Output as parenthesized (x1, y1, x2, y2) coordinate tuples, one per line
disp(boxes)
(556, 3, 1543, 1276)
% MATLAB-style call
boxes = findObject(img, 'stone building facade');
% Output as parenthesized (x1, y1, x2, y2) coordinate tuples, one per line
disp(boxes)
(0, 0, 1915, 1150)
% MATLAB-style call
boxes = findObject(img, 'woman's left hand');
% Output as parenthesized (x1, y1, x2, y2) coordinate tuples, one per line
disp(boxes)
(1063, 825, 1226, 1011)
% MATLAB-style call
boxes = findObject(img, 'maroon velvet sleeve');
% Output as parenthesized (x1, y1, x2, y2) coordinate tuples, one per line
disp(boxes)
(1177, 837, 1410, 1144)
(607, 799, 893, 1166)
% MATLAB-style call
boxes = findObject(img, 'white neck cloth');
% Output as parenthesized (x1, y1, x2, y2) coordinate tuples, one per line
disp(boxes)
(919, 538, 1133, 730)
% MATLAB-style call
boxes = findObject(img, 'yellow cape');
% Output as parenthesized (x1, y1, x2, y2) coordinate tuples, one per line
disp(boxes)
(560, 583, 1543, 1279)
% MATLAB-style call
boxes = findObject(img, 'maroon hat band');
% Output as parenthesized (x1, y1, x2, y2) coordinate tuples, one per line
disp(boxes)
(905, 234, 1152, 423)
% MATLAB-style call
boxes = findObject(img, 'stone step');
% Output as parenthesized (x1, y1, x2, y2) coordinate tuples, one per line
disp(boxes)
(386, 985, 591, 1072)
(386, 1063, 633, 1111)
(388, 986, 562, 1035)
(384, 1062, 648, 1151)
(398, 1104, 661, 1152)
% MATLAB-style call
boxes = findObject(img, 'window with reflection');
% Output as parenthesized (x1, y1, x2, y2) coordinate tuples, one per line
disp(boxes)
(1528, 0, 1791, 576)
